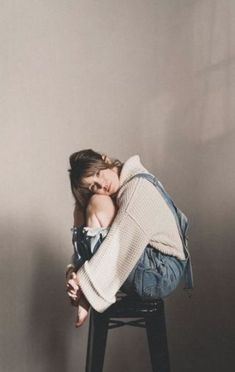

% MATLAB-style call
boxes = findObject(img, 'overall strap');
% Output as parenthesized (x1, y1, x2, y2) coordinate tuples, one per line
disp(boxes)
(125, 172, 194, 291)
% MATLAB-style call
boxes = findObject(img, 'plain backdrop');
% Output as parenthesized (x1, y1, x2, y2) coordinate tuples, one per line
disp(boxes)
(1, 1, 235, 371)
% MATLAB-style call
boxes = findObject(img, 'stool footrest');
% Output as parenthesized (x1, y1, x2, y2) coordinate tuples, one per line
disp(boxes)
(108, 318, 146, 329)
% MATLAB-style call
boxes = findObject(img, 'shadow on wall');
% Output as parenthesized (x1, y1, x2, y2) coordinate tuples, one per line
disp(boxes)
(28, 228, 88, 372)
(0, 218, 87, 372)
(29, 239, 69, 371)
(0, 216, 153, 372)
(156, 121, 235, 372)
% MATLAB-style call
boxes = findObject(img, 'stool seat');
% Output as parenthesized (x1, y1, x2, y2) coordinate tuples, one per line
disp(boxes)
(85, 294, 170, 372)
(104, 294, 162, 317)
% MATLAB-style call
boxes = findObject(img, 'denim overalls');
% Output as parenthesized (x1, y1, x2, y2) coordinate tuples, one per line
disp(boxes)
(71, 173, 193, 300)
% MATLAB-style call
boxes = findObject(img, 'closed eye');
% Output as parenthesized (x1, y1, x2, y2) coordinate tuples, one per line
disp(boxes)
(89, 171, 100, 192)
(90, 184, 96, 192)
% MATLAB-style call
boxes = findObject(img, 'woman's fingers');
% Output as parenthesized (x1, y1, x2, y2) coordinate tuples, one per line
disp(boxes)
(69, 295, 78, 301)
(67, 285, 78, 295)
(68, 294, 76, 300)
(65, 273, 82, 306)
(65, 270, 79, 287)
(67, 279, 79, 290)
(67, 286, 79, 298)
(67, 288, 77, 298)
(66, 284, 82, 303)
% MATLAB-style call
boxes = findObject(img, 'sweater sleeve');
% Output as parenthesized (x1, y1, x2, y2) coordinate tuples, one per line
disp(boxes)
(77, 177, 161, 312)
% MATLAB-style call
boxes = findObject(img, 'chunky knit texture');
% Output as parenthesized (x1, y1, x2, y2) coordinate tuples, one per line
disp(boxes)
(77, 155, 185, 312)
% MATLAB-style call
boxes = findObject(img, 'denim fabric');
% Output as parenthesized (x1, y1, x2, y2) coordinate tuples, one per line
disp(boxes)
(120, 246, 187, 299)
(71, 225, 109, 271)
(71, 226, 187, 300)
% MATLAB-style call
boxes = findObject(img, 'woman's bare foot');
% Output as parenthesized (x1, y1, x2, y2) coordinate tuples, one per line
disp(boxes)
(75, 293, 90, 328)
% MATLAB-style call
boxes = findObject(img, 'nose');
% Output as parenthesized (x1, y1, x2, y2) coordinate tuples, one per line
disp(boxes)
(94, 177, 108, 192)
(99, 182, 108, 191)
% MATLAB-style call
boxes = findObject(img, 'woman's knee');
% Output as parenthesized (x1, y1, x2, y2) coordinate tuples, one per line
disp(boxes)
(86, 195, 116, 227)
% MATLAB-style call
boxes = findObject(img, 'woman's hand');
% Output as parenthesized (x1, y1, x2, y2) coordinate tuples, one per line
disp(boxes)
(66, 270, 82, 305)
(66, 269, 90, 327)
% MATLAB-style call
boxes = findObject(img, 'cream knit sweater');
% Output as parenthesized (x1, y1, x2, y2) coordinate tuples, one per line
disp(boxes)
(77, 155, 185, 312)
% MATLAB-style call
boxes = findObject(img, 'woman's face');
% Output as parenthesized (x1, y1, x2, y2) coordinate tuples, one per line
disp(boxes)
(81, 167, 120, 196)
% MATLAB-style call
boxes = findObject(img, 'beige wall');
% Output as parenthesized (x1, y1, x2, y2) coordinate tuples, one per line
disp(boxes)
(1, 1, 235, 371)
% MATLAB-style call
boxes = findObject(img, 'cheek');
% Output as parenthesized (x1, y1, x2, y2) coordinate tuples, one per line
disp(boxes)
(114, 174, 118, 184)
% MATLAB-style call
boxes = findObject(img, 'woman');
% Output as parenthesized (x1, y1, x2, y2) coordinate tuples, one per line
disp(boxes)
(66, 149, 192, 327)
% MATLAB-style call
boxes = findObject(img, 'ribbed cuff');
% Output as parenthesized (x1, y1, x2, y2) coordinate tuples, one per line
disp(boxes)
(77, 262, 115, 313)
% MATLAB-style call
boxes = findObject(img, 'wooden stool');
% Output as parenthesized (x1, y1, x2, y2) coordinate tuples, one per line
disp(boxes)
(85, 295, 170, 372)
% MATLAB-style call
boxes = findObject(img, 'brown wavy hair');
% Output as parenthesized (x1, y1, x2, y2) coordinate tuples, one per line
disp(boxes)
(68, 149, 123, 210)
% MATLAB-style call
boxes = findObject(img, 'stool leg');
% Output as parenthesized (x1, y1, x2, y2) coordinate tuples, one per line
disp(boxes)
(85, 309, 109, 372)
(145, 303, 170, 372)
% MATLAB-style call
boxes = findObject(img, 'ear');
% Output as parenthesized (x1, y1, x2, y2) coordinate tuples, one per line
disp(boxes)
(101, 154, 112, 164)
